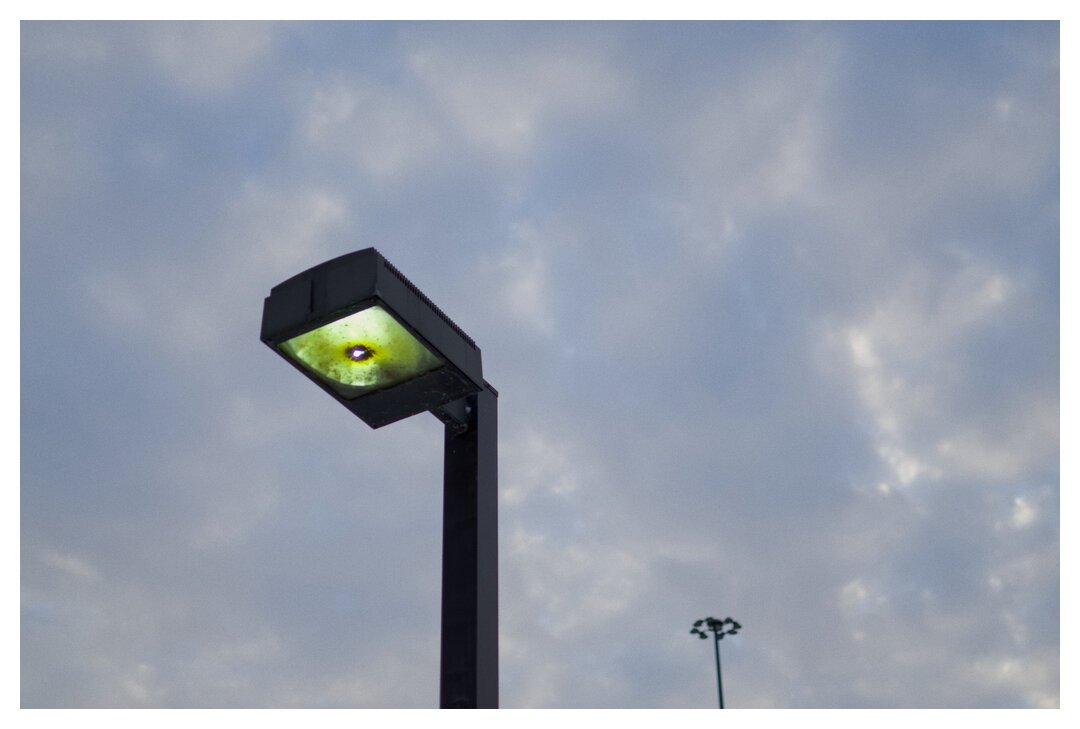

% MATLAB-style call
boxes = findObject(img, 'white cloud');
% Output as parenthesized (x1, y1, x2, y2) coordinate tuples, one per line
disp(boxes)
(85, 269, 146, 331)
(934, 396, 1058, 481)
(671, 30, 839, 214)
(40, 550, 101, 581)
(233, 180, 350, 275)
(486, 222, 559, 337)
(117, 663, 165, 707)
(143, 22, 276, 98)
(300, 79, 445, 182)
(188, 471, 280, 551)
(501, 428, 584, 505)
(839, 577, 869, 609)
(406, 30, 628, 159)
(838, 577, 890, 615)
(1009, 496, 1037, 530)
(828, 257, 1052, 491)
(501, 524, 654, 707)
(83, 260, 223, 357)
(967, 653, 1058, 708)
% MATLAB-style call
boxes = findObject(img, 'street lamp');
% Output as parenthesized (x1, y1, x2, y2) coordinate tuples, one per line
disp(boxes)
(260, 248, 498, 708)
(690, 616, 741, 708)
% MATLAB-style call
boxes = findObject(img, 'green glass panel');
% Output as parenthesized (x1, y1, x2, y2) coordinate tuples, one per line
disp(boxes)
(279, 305, 443, 398)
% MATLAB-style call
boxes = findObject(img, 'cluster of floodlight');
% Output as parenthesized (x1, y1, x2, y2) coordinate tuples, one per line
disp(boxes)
(690, 616, 742, 640)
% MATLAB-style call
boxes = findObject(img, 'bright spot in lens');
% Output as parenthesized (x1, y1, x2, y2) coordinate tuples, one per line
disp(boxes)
(347, 345, 372, 361)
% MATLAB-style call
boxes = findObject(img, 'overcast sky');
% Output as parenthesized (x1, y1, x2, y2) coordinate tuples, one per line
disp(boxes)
(20, 20, 1059, 709)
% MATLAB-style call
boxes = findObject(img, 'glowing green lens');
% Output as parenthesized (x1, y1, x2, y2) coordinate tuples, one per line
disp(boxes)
(279, 305, 443, 398)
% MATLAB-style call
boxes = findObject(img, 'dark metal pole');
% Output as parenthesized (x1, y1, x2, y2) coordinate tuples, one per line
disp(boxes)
(439, 383, 498, 708)
(713, 632, 724, 709)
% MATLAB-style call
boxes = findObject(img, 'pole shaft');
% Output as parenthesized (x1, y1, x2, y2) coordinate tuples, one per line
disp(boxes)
(439, 384, 499, 708)
(714, 634, 724, 709)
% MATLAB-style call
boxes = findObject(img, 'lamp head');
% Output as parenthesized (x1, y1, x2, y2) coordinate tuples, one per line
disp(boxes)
(261, 248, 484, 429)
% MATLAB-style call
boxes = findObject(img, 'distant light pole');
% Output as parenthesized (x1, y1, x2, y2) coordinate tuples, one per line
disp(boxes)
(261, 248, 498, 708)
(690, 616, 741, 708)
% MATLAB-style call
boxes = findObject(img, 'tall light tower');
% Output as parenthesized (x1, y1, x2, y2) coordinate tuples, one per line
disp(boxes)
(690, 616, 741, 708)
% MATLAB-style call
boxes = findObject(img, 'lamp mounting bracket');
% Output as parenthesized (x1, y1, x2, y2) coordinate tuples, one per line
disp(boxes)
(432, 396, 471, 434)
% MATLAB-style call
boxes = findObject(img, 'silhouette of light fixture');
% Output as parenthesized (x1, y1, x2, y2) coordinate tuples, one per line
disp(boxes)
(691, 616, 741, 708)
(262, 248, 489, 430)
(261, 248, 498, 708)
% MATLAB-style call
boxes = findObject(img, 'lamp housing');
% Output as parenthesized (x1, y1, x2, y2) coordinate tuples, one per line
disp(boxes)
(260, 248, 484, 429)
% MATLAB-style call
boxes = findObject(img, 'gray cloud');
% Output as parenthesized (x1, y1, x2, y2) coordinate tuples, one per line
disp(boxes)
(21, 21, 1058, 708)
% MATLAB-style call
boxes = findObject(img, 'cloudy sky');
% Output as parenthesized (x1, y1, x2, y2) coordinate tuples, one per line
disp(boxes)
(20, 20, 1059, 709)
